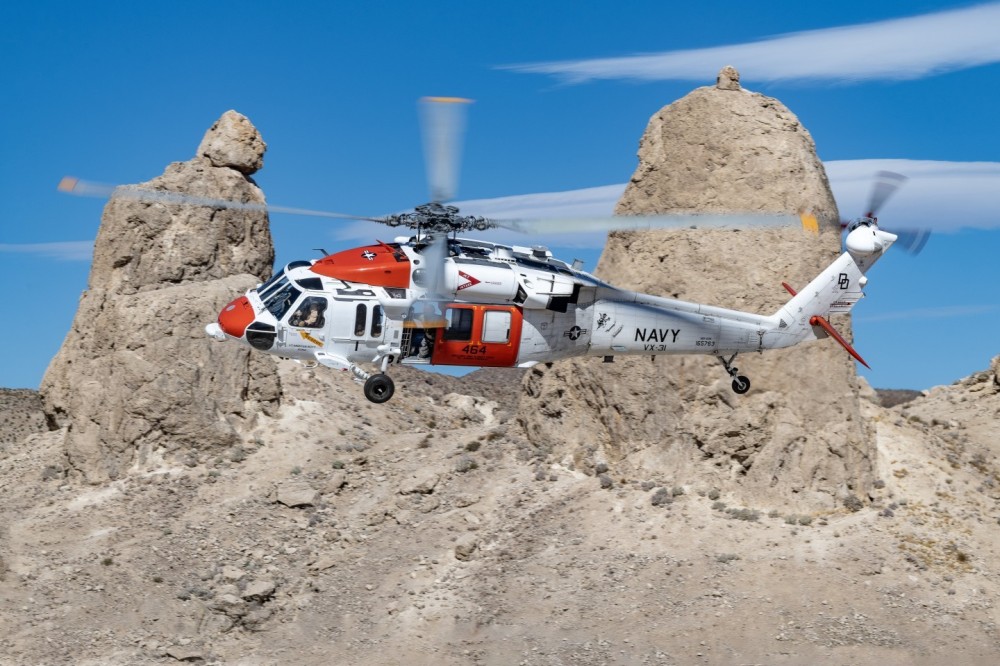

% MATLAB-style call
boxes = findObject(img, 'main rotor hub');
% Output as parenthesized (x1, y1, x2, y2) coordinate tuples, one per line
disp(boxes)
(378, 202, 495, 233)
(847, 216, 878, 232)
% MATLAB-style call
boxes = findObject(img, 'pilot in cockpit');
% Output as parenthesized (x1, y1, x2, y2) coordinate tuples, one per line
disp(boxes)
(289, 300, 324, 328)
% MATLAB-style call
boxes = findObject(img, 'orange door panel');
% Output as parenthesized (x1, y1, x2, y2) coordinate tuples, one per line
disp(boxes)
(430, 305, 523, 367)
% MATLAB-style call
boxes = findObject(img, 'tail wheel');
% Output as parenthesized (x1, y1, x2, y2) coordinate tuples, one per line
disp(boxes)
(363, 374, 395, 403)
(731, 376, 751, 394)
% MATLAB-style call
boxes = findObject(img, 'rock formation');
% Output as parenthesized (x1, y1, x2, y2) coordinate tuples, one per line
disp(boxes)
(520, 68, 874, 511)
(6, 90, 1000, 666)
(40, 111, 281, 482)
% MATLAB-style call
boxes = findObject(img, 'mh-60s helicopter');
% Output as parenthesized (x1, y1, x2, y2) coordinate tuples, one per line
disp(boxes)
(66, 99, 925, 403)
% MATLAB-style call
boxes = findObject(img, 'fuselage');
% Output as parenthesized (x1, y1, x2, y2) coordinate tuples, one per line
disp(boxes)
(206, 223, 895, 396)
(206, 235, 790, 372)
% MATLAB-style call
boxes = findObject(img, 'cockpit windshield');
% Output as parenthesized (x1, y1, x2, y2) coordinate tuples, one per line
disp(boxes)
(259, 275, 301, 321)
(257, 270, 285, 298)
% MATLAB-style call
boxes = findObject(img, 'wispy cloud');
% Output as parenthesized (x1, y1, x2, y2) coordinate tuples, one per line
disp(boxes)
(825, 160, 1000, 231)
(856, 304, 1000, 323)
(0, 241, 94, 261)
(17, 159, 1000, 256)
(502, 3, 1000, 84)
(323, 159, 1000, 249)
(450, 159, 1000, 242)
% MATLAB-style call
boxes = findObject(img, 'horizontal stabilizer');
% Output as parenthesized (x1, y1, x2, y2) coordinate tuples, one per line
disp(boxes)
(810, 314, 870, 369)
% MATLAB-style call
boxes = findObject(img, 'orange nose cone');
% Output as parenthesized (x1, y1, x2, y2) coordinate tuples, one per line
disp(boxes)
(218, 296, 255, 338)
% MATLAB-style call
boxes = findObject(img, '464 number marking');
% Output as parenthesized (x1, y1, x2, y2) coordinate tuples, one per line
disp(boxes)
(461, 345, 488, 355)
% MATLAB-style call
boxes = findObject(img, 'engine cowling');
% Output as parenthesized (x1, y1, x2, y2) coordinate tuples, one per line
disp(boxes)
(442, 261, 520, 302)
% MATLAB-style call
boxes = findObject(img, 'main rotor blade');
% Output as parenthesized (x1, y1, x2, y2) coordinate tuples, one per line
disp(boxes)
(58, 176, 383, 222)
(419, 97, 472, 203)
(866, 170, 908, 218)
(494, 211, 818, 235)
(420, 232, 449, 297)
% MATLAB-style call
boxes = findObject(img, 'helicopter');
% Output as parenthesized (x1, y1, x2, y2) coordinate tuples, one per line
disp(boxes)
(63, 98, 924, 404)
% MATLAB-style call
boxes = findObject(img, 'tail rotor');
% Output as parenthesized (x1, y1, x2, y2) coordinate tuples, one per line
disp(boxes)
(842, 170, 929, 256)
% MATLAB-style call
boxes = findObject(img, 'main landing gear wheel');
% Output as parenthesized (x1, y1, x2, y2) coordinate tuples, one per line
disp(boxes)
(363, 374, 395, 404)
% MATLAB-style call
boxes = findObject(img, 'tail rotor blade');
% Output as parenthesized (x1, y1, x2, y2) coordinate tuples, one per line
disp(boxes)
(419, 97, 472, 203)
(866, 171, 908, 218)
(893, 228, 931, 255)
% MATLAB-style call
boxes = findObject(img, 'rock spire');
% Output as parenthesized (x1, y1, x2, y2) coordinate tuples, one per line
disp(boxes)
(519, 68, 874, 511)
(41, 111, 280, 482)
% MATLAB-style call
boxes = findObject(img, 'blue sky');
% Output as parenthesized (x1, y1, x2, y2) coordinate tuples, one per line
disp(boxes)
(2, 1, 998, 390)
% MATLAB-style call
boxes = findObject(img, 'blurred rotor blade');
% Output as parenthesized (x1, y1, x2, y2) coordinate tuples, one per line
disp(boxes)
(420, 232, 449, 296)
(408, 233, 450, 323)
(58, 176, 383, 222)
(494, 211, 817, 235)
(866, 171, 908, 218)
(419, 97, 473, 203)
(892, 228, 931, 255)
(58, 176, 117, 198)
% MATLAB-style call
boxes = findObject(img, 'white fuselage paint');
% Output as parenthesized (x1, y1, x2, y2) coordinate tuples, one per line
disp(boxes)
(210, 225, 896, 380)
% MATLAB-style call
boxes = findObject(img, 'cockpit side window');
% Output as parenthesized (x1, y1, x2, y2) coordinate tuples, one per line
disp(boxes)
(288, 296, 327, 329)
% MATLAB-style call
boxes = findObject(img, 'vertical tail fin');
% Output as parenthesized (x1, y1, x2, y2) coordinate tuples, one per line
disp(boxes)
(769, 225, 897, 364)
(779, 280, 870, 367)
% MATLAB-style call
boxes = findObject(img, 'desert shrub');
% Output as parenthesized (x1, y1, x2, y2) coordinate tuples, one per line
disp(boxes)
(650, 488, 671, 506)
(454, 455, 478, 473)
(843, 495, 864, 512)
(729, 508, 760, 522)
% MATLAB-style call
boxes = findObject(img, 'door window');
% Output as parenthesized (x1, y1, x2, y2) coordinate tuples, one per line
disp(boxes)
(442, 307, 474, 341)
(482, 310, 511, 343)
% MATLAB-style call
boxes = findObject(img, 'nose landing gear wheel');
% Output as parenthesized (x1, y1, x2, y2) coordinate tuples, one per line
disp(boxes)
(731, 376, 751, 394)
(363, 374, 395, 403)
